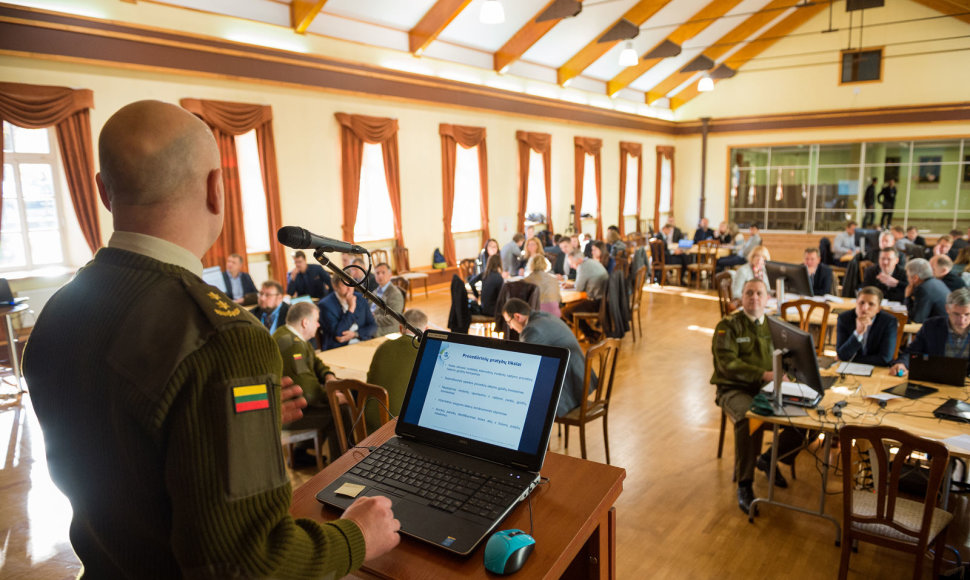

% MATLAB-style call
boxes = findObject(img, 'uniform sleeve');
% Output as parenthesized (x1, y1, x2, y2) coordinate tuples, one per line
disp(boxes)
(711, 319, 765, 387)
(312, 346, 334, 383)
(163, 325, 365, 579)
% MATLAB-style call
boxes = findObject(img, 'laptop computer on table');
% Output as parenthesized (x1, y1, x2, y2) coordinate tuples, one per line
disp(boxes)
(316, 330, 569, 556)
(908, 354, 967, 387)
(0, 279, 27, 306)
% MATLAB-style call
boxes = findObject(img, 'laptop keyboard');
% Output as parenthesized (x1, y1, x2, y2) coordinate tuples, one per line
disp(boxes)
(347, 445, 528, 519)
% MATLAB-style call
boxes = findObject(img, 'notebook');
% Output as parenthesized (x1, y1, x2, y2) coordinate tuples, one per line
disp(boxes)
(0, 279, 27, 306)
(909, 354, 967, 387)
(882, 382, 938, 400)
(933, 399, 970, 424)
(316, 330, 569, 556)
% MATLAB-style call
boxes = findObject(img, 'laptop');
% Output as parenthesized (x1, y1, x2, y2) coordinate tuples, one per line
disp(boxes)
(0, 279, 27, 306)
(909, 354, 967, 387)
(882, 382, 938, 400)
(933, 399, 970, 424)
(677, 239, 694, 250)
(316, 330, 570, 556)
(200, 266, 227, 293)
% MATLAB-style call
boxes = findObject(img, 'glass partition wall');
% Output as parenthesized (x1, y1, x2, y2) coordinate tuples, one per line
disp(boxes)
(728, 138, 970, 233)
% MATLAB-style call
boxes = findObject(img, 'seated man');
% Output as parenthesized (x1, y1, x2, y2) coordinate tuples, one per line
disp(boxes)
(711, 279, 804, 515)
(865, 230, 905, 265)
(904, 258, 949, 323)
(503, 298, 593, 417)
(892, 287, 970, 376)
(273, 301, 341, 461)
(658, 224, 688, 282)
(835, 286, 898, 366)
(693, 217, 714, 242)
(319, 275, 378, 350)
(906, 226, 927, 248)
(364, 309, 427, 432)
(550, 237, 572, 277)
(803, 247, 832, 296)
(371, 262, 405, 336)
(832, 220, 859, 260)
(862, 247, 907, 303)
(351, 257, 379, 292)
(222, 252, 257, 304)
(950, 227, 970, 260)
(930, 254, 967, 292)
(561, 250, 609, 338)
(287, 250, 332, 300)
(717, 223, 762, 271)
(251, 280, 289, 333)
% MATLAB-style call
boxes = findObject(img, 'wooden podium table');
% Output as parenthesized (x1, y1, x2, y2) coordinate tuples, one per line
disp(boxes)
(290, 421, 626, 579)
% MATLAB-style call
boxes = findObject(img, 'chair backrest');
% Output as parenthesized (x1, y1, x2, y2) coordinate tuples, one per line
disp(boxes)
(779, 298, 831, 355)
(492, 280, 540, 339)
(885, 310, 908, 360)
(648, 239, 666, 271)
(630, 265, 647, 312)
(694, 239, 720, 265)
(390, 275, 409, 298)
(325, 379, 391, 454)
(858, 260, 874, 283)
(371, 249, 389, 269)
(393, 246, 411, 273)
(576, 339, 621, 419)
(458, 258, 476, 281)
(839, 425, 949, 546)
(715, 271, 735, 317)
(831, 266, 847, 296)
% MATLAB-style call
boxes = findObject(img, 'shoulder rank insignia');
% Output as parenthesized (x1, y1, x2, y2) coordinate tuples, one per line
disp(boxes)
(208, 291, 241, 318)
(233, 384, 270, 413)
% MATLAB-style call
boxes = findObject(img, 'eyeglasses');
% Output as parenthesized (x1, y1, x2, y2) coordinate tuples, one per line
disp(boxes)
(258, 291, 279, 297)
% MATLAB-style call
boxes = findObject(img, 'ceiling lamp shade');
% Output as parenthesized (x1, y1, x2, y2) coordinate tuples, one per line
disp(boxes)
(618, 41, 638, 67)
(480, 0, 505, 24)
(698, 75, 714, 92)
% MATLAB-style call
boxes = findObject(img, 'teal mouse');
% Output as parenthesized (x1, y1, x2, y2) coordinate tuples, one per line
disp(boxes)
(484, 529, 535, 575)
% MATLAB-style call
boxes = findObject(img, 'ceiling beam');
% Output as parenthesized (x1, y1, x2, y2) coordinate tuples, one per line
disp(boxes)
(556, 0, 674, 86)
(909, 0, 970, 24)
(494, 0, 575, 73)
(644, 0, 796, 104)
(409, 0, 473, 55)
(291, 0, 328, 34)
(605, 0, 746, 96)
(669, 1, 827, 109)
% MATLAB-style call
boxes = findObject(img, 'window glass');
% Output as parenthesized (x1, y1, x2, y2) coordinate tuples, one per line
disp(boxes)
(11, 123, 50, 154)
(580, 153, 597, 218)
(451, 144, 482, 233)
(731, 148, 769, 168)
(769, 145, 810, 167)
(818, 143, 861, 166)
(863, 141, 911, 166)
(622, 153, 638, 216)
(355, 143, 394, 242)
(525, 149, 546, 223)
(234, 130, 270, 254)
(816, 166, 860, 210)
(658, 155, 672, 214)
(768, 167, 811, 210)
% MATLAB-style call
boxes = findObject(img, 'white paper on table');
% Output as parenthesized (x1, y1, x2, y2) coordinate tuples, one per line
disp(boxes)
(824, 294, 844, 303)
(943, 434, 970, 454)
(866, 393, 900, 402)
(837, 362, 874, 376)
(762, 381, 817, 398)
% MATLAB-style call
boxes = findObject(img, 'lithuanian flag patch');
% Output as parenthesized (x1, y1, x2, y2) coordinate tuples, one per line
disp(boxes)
(233, 384, 270, 413)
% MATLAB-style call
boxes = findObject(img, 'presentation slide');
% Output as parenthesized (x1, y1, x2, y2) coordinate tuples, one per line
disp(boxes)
(417, 343, 541, 449)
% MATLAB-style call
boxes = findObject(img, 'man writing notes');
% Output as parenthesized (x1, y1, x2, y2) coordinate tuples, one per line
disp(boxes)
(711, 279, 803, 515)
(22, 101, 398, 578)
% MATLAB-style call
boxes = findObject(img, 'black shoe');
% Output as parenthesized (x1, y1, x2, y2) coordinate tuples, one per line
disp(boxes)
(737, 486, 755, 515)
(757, 455, 788, 489)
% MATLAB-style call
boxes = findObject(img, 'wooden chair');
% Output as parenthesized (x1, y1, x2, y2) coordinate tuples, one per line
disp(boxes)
(458, 258, 476, 282)
(831, 266, 847, 296)
(280, 428, 325, 471)
(858, 260, 874, 284)
(390, 276, 410, 304)
(370, 248, 390, 268)
(780, 299, 831, 355)
(325, 379, 391, 455)
(555, 339, 621, 464)
(715, 271, 738, 318)
(886, 310, 909, 360)
(572, 280, 610, 345)
(629, 265, 647, 342)
(648, 238, 680, 286)
(685, 239, 719, 289)
(393, 246, 429, 299)
(838, 425, 953, 580)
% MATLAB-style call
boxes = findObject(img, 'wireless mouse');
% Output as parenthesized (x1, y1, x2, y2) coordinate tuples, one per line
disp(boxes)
(484, 529, 535, 575)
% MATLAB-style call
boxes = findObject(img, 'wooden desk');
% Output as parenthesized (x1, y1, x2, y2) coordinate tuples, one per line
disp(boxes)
(291, 421, 626, 580)
(560, 289, 587, 304)
(317, 336, 389, 381)
(0, 302, 28, 391)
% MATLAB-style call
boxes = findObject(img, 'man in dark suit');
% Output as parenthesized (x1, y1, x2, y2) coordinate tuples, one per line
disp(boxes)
(930, 255, 967, 292)
(664, 216, 683, 243)
(286, 250, 332, 299)
(877, 178, 897, 228)
(835, 286, 898, 366)
(222, 253, 257, 304)
(905, 226, 927, 248)
(948, 228, 968, 260)
(904, 258, 949, 323)
(693, 217, 715, 242)
(862, 247, 907, 303)
(318, 275, 377, 350)
(862, 177, 877, 228)
(803, 247, 833, 296)
(251, 280, 289, 334)
(892, 287, 970, 376)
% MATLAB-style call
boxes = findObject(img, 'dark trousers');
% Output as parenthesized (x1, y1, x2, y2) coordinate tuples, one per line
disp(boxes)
(562, 298, 601, 337)
(862, 205, 875, 228)
(879, 205, 894, 228)
(716, 255, 746, 273)
(718, 389, 804, 485)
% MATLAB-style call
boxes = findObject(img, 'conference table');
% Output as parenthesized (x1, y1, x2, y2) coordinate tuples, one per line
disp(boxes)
(317, 336, 389, 381)
(290, 420, 627, 579)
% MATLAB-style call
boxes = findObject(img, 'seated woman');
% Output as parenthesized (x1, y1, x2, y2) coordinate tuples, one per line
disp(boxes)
(470, 238, 499, 295)
(519, 236, 550, 276)
(606, 229, 626, 258)
(730, 245, 770, 300)
(473, 254, 505, 317)
(591, 240, 615, 274)
(524, 255, 562, 317)
(835, 286, 898, 366)
(952, 246, 970, 275)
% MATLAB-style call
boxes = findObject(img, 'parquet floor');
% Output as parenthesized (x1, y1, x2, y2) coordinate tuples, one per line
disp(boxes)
(1, 285, 967, 579)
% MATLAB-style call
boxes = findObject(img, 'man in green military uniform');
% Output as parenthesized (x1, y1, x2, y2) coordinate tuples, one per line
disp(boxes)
(364, 309, 427, 431)
(711, 278, 803, 515)
(23, 100, 399, 578)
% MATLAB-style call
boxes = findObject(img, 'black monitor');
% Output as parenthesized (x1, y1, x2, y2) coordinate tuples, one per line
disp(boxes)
(765, 260, 814, 296)
(766, 315, 827, 400)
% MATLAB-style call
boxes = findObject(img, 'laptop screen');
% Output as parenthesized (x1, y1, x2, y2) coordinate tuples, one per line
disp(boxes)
(397, 331, 568, 471)
(201, 266, 227, 293)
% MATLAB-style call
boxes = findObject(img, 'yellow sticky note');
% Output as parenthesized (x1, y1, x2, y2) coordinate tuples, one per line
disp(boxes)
(335, 482, 366, 498)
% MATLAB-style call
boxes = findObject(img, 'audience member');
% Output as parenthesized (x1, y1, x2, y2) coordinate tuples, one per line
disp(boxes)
(949, 228, 968, 260)
(503, 298, 592, 417)
(904, 258, 949, 323)
(930, 255, 966, 292)
(878, 178, 897, 228)
(716, 221, 732, 245)
(519, 236, 549, 276)
(287, 250, 332, 299)
(952, 246, 970, 275)
(865, 230, 904, 264)
(803, 247, 832, 296)
(349, 257, 379, 292)
(476, 238, 499, 275)
(862, 177, 878, 228)
(890, 225, 910, 252)
(500, 233, 525, 276)
(365, 309, 426, 432)
(835, 286, 897, 366)
(906, 226, 926, 247)
(319, 275, 378, 350)
(251, 280, 289, 333)
(371, 262, 405, 336)
(524, 254, 562, 317)
(525, 224, 535, 240)
(694, 217, 715, 242)
(591, 240, 615, 275)
(711, 279, 804, 515)
(664, 215, 683, 243)
(717, 223, 760, 271)
(473, 254, 504, 317)
(550, 236, 572, 277)
(862, 247, 907, 303)
(731, 245, 771, 300)
(892, 287, 970, 376)
(934, 235, 953, 258)
(222, 252, 257, 304)
(832, 221, 859, 260)
(562, 250, 609, 339)
(606, 228, 626, 257)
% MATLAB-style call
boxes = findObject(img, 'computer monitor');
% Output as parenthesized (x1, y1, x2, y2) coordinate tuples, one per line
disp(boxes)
(766, 315, 827, 401)
(201, 266, 227, 293)
(765, 260, 813, 296)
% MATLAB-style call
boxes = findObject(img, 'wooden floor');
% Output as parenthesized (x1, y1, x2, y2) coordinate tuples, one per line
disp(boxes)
(1, 284, 968, 579)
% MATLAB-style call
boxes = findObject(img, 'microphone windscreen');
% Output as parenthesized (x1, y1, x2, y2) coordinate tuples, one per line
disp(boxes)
(277, 226, 308, 248)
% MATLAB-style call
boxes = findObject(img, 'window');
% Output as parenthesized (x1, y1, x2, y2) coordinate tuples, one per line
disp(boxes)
(234, 130, 270, 254)
(658, 156, 672, 215)
(841, 49, 881, 83)
(525, 149, 546, 223)
(622, 153, 638, 216)
(580, 154, 597, 218)
(451, 144, 482, 233)
(1, 122, 68, 271)
(355, 143, 394, 242)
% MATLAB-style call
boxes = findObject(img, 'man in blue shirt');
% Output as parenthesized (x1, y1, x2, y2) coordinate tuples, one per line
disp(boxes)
(250, 280, 289, 334)
(893, 287, 970, 376)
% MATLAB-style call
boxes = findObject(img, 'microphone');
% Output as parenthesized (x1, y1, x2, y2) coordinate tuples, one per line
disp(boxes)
(277, 226, 368, 254)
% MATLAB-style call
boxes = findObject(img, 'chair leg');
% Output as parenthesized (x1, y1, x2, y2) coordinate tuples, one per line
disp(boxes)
(579, 424, 587, 460)
(563, 424, 569, 448)
(717, 410, 727, 459)
(602, 415, 610, 465)
(312, 433, 324, 471)
(931, 531, 948, 579)
(837, 531, 852, 580)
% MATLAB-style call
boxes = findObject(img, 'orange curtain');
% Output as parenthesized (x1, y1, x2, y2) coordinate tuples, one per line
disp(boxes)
(439, 124, 488, 266)
(0, 82, 101, 253)
(618, 142, 642, 235)
(335, 113, 404, 248)
(574, 137, 602, 240)
(515, 131, 552, 234)
(180, 98, 285, 278)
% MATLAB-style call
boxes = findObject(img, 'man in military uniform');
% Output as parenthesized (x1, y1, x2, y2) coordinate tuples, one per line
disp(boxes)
(23, 100, 399, 578)
(711, 278, 804, 515)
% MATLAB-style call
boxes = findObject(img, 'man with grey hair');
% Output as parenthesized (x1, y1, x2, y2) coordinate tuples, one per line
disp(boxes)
(930, 254, 967, 292)
(562, 249, 609, 339)
(904, 258, 949, 323)
(892, 287, 970, 376)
